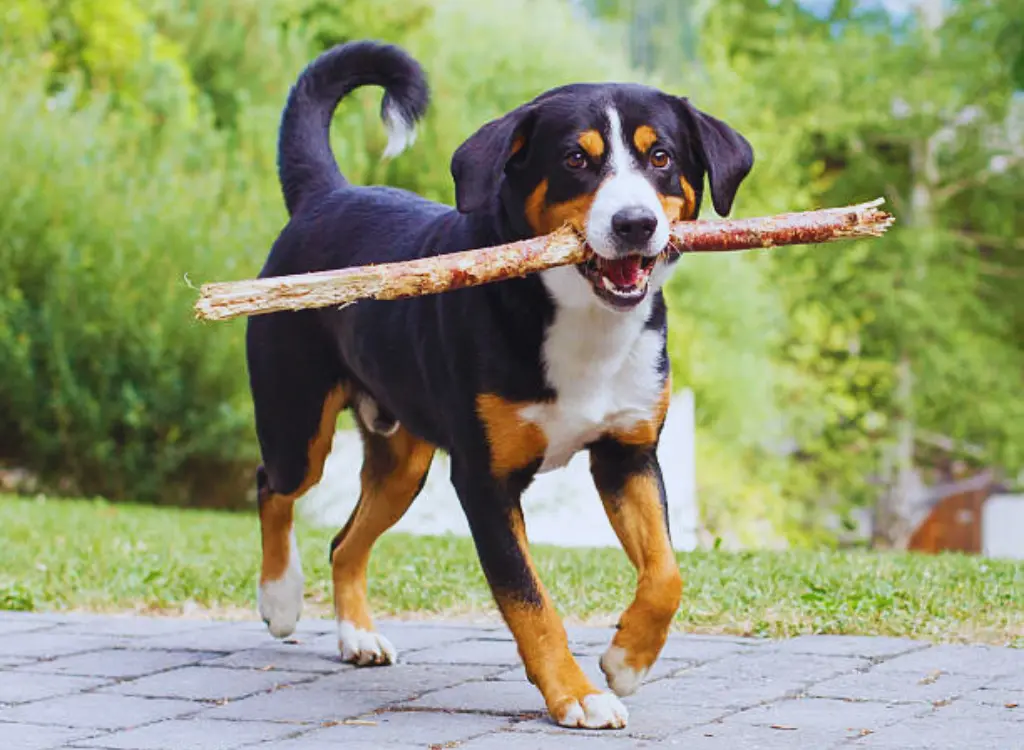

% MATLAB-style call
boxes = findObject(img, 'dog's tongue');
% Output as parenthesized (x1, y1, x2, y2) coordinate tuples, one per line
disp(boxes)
(602, 256, 644, 287)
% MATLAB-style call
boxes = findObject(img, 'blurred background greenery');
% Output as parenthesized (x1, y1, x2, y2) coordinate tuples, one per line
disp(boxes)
(0, 0, 1021, 548)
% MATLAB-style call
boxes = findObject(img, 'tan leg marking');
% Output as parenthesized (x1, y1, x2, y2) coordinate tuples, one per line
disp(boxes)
(331, 425, 435, 665)
(594, 376, 682, 695)
(596, 471, 682, 695)
(476, 393, 548, 479)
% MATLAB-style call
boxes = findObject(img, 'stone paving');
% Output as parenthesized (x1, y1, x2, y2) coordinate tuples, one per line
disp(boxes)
(0, 611, 1021, 749)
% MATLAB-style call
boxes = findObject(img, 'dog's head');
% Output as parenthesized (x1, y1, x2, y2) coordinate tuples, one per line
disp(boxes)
(451, 84, 753, 310)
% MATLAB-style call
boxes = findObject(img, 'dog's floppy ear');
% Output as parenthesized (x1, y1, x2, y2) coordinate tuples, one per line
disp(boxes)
(451, 104, 537, 214)
(676, 98, 754, 217)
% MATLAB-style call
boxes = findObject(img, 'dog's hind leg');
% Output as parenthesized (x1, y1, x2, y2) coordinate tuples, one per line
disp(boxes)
(248, 312, 347, 639)
(329, 421, 434, 665)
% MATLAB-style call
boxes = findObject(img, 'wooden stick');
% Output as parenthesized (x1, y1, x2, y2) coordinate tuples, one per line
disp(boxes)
(194, 198, 893, 322)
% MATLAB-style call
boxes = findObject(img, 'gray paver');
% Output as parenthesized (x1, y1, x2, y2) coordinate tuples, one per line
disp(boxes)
(927, 699, 1024, 722)
(296, 710, 512, 745)
(379, 623, 496, 653)
(202, 684, 398, 723)
(960, 674, 1024, 708)
(0, 672, 110, 704)
(459, 729, 660, 749)
(671, 722, 850, 749)
(136, 627, 282, 653)
(763, 635, 925, 660)
(0, 657, 36, 669)
(869, 643, 1024, 678)
(0, 614, 1020, 749)
(16, 649, 222, 680)
(808, 668, 989, 704)
(74, 718, 299, 749)
(0, 632, 123, 660)
(853, 712, 1024, 749)
(0, 619, 58, 637)
(687, 650, 870, 683)
(639, 673, 807, 708)
(401, 638, 523, 666)
(401, 679, 546, 715)
(311, 662, 503, 695)
(203, 645, 343, 674)
(105, 665, 313, 701)
(0, 721, 98, 750)
(52, 616, 223, 639)
(0, 692, 199, 729)
(247, 740, 425, 750)
(729, 696, 928, 731)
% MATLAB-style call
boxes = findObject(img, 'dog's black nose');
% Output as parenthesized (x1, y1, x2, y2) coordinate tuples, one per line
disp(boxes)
(611, 207, 658, 244)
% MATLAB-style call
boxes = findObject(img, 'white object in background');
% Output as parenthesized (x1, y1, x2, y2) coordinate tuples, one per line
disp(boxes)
(982, 494, 1024, 560)
(301, 390, 698, 551)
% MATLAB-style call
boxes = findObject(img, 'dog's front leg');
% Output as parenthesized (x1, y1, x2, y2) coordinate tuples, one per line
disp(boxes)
(451, 461, 629, 729)
(589, 438, 683, 697)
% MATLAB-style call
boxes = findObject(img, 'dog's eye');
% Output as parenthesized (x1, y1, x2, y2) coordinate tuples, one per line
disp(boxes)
(565, 151, 588, 170)
(650, 149, 671, 169)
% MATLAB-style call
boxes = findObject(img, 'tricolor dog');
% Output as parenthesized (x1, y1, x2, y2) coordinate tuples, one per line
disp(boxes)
(248, 40, 753, 729)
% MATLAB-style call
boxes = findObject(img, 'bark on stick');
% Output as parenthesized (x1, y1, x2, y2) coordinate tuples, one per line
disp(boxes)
(194, 198, 893, 322)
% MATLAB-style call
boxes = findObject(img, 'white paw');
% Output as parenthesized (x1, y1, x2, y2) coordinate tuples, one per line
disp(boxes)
(557, 691, 629, 729)
(600, 645, 648, 697)
(257, 530, 303, 639)
(338, 620, 397, 666)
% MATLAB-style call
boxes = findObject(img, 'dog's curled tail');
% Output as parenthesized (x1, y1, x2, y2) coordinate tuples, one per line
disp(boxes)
(277, 40, 429, 215)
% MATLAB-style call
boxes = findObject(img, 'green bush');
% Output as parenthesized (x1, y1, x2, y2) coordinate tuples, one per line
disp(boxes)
(0, 0, 801, 533)
(0, 62, 278, 505)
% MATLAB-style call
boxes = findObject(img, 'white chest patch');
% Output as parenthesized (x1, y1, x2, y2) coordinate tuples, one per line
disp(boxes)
(521, 287, 665, 473)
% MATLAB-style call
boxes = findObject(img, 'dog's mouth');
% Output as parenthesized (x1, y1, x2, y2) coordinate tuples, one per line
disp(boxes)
(576, 248, 659, 309)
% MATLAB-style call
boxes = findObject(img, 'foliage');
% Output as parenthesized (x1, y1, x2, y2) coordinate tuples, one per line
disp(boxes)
(0, 62, 267, 504)
(0, 0, 775, 514)
(3, 496, 1022, 645)
(1, 0, 1019, 544)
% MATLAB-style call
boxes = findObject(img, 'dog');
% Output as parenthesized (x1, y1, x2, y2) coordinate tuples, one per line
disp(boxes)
(247, 39, 753, 729)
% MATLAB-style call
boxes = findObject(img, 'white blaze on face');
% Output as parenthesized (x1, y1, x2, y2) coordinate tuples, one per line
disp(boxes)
(584, 107, 670, 260)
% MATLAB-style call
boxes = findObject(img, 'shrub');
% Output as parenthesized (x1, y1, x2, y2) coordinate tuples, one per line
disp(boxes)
(0, 62, 278, 505)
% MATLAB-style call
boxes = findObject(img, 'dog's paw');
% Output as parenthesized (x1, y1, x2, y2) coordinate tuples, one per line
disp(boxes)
(338, 620, 397, 666)
(554, 691, 629, 729)
(257, 536, 304, 639)
(599, 645, 648, 697)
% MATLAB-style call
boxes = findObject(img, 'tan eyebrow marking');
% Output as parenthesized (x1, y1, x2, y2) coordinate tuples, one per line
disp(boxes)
(633, 125, 658, 155)
(577, 130, 605, 159)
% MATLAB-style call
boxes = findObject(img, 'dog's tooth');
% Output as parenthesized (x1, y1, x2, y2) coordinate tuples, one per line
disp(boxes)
(601, 276, 617, 292)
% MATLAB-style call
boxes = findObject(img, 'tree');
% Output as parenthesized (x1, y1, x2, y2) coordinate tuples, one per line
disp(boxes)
(730, 0, 1024, 546)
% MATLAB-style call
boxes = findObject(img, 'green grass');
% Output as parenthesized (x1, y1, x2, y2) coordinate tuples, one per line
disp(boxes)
(2, 495, 1022, 646)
